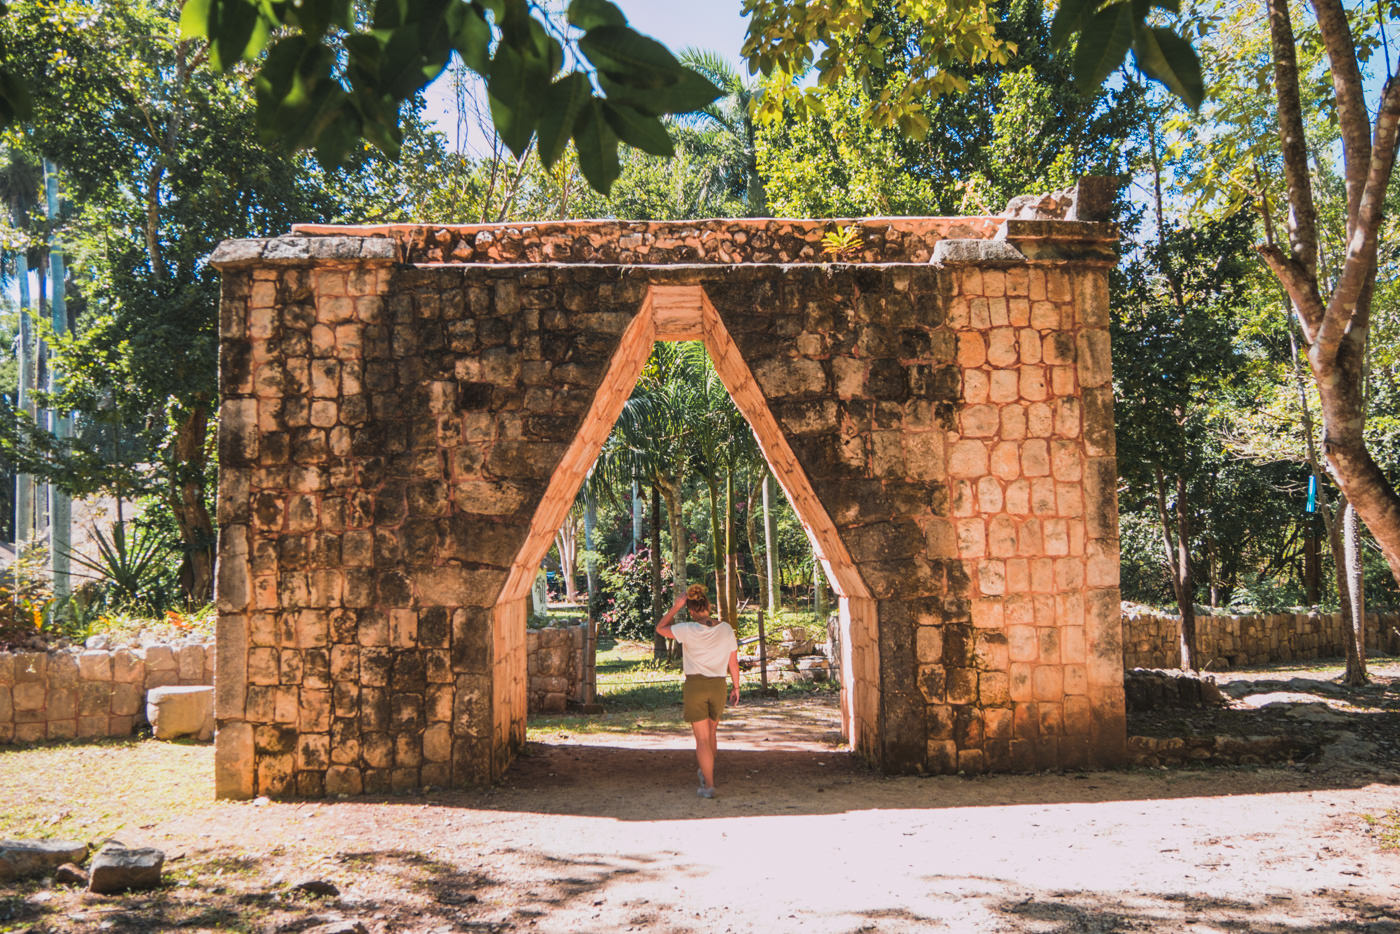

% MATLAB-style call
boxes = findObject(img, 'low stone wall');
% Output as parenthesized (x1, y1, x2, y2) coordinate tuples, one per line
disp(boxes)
(525, 624, 584, 713)
(0, 640, 215, 743)
(0, 624, 583, 743)
(1122, 610, 1400, 669)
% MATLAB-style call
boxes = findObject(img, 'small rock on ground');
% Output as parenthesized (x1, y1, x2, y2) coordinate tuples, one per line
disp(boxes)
(53, 863, 88, 886)
(87, 843, 165, 894)
(291, 878, 341, 897)
(0, 840, 88, 881)
(304, 922, 368, 934)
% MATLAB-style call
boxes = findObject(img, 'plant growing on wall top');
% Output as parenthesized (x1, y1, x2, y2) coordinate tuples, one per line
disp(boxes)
(820, 224, 862, 261)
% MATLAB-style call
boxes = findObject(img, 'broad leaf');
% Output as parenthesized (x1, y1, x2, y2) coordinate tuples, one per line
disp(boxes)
(487, 43, 540, 155)
(182, 0, 271, 69)
(284, 0, 352, 36)
(446, 1, 492, 72)
(0, 67, 31, 124)
(1049, 0, 1101, 49)
(536, 71, 591, 167)
(568, 0, 626, 31)
(573, 98, 621, 193)
(602, 101, 675, 157)
(1133, 25, 1204, 110)
(1073, 3, 1137, 93)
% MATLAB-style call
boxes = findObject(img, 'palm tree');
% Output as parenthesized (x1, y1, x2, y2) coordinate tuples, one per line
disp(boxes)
(676, 49, 768, 216)
(685, 350, 765, 628)
(594, 342, 704, 656)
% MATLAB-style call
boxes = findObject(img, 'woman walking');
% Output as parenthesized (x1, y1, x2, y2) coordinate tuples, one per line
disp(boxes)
(656, 583, 740, 798)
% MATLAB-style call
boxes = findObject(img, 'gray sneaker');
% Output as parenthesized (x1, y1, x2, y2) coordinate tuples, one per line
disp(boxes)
(697, 785, 715, 799)
(697, 768, 705, 788)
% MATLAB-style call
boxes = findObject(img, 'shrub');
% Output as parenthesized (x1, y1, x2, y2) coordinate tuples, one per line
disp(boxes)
(597, 548, 668, 640)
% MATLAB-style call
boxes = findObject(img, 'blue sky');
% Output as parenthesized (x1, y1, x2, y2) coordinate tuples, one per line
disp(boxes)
(422, 0, 750, 146)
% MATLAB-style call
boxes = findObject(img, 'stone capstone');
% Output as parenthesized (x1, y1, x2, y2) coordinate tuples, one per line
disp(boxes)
(146, 685, 215, 740)
(87, 843, 165, 894)
(0, 839, 88, 881)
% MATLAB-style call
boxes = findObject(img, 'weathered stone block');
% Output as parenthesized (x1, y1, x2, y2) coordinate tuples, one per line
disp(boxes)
(147, 686, 215, 741)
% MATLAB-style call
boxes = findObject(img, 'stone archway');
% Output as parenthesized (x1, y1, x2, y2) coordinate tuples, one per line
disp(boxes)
(210, 193, 1125, 799)
(490, 283, 880, 765)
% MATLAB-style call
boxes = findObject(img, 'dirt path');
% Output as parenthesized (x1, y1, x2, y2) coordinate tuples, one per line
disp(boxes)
(7, 691, 1400, 933)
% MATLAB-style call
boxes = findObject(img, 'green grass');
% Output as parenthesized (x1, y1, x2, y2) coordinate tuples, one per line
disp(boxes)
(0, 736, 214, 842)
(733, 606, 827, 644)
(528, 636, 838, 737)
(1364, 810, 1400, 850)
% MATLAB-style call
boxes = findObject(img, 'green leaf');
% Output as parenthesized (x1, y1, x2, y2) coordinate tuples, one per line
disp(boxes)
(567, 0, 626, 31)
(0, 55, 32, 125)
(1049, 0, 1101, 49)
(487, 42, 541, 156)
(178, 0, 213, 40)
(284, 0, 352, 36)
(536, 71, 591, 167)
(573, 98, 620, 193)
(191, 0, 272, 69)
(579, 24, 721, 114)
(580, 24, 679, 74)
(1132, 26, 1205, 110)
(447, 1, 492, 72)
(381, 24, 452, 96)
(1072, 3, 1137, 93)
(601, 101, 674, 157)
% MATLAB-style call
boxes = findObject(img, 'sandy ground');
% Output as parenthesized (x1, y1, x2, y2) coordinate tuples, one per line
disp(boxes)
(6, 688, 1400, 933)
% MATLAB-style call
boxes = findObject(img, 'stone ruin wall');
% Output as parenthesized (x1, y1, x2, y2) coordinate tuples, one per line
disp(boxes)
(1123, 609, 1400, 669)
(525, 623, 584, 713)
(0, 641, 215, 743)
(0, 626, 583, 746)
(210, 205, 1125, 798)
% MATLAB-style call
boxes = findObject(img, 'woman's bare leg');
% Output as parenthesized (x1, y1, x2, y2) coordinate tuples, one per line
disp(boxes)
(691, 719, 716, 788)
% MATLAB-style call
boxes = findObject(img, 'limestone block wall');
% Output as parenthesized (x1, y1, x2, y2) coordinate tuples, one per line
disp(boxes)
(1122, 610, 1400, 669)
(525, 624, 584, 713)
(211, 205, 1123, 797)
(931, 258, 1122, 773)
(0, 641, 215, 743)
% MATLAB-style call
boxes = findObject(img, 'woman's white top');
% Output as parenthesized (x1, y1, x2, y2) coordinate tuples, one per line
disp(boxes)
(670, 621, 738, 677)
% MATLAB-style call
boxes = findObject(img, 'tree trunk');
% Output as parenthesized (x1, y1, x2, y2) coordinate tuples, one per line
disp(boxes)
(555, 512, 578, 604)
(169, 403, 214, 603)
(631, 479, 642, 554)
(724, 470, 739, 626)
(659, 481, 687, 607)
(705, 477, 725, 620)
(1154, 467, 1196, 670)
(650, 484, 666, 660)
(1343, 502, 1367, 683)
(1304, 513, 1321, 605)
(1259, 0, 1400, 603)
(1287, 320, 1366, 684)
(584, 488, 597, 612)
(1327, 497, 1362, 684)
(763, 472, 779, 613)
(745, 476, 766, 613)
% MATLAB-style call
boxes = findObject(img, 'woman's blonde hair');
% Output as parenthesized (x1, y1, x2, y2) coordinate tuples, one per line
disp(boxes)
(685, 583, 709, 615)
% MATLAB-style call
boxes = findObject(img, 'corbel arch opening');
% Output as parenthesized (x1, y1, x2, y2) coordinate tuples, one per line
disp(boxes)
(492, 284, 878, 765)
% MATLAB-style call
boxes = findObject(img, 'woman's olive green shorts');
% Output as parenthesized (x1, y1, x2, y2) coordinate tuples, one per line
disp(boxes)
(682, 675, 727, 723)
